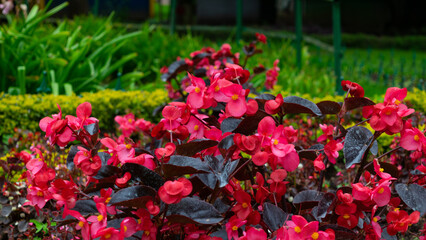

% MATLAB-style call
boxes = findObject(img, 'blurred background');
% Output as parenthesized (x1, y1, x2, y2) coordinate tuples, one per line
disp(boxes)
(1, 0, 425, 98)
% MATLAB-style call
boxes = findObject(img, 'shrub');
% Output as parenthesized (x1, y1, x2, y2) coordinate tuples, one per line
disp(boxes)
(0, 89, 168, 137)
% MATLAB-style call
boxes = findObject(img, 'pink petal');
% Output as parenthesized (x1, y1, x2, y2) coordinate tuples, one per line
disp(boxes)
(76, 102, 92, 120)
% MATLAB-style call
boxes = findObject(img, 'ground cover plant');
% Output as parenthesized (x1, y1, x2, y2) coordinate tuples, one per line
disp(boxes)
(1, 33, 425, 239)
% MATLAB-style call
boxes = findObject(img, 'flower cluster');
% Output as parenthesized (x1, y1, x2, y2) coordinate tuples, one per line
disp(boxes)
(22, 36, 426, 240)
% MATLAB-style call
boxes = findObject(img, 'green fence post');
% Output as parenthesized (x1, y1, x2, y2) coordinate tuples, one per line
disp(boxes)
(295, 0, 302, 70)
(236, 0, 243, 44)
(170, 0, 177, 34)
(17, 66, 26, 95)
(93, 0, 99, 16)
(115, 72, 123, 91)
(36, 71, 51, 93)
(332, 0, 343, 94)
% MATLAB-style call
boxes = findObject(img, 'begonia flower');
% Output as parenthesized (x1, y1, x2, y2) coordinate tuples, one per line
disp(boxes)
(158, 178, 192, 204)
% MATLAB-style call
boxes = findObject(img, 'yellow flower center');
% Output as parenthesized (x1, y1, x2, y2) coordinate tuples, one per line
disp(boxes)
(232, 226, 238, 231)
(78, 221, 84, 228)
(394, 99, 401, 105)
(84, 152, 89, 157)
(273, 139, 279, 145)
(124, 225, 127, 232)
(343, 214, 350, 219)
(373, 217, 378, 222)
(195, 87, 201, 93)
(215, 86, 220, 92)
(97, 215, 103, 222)
(194, 125, 199, 131)
(414, 135, 420, 141)
(394, 208, 400, 212)
(242, 202, 248, 208)
(311, 232, 319, 240)
(37, 191, 43, 197)
(138, 219, 142, 224)
(126, 144, 132, 149)
(105, 233, 111, 239)
(385, 110, 392, 115)
(378, 187, 384, 194)
(144, 231, 150, 236)
(128, 118, 133, 123)
(232, 94, 239, 100)
(294, 226, 301, 233)
(105, 197, 111, 204)
(379, 168, 384, 172)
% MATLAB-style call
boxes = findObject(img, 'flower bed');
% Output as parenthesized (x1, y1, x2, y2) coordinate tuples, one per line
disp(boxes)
(1, 34, 425, 239)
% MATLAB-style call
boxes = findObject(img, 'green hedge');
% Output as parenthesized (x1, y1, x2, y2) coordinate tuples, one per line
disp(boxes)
(0, 89, 168, 137)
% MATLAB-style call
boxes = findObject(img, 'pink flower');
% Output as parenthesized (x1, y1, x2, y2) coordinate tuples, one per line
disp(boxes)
(324, 140, 343, 164)
(88, 203, 108, 238)
(401, 127, 426, 151)
(317, 124, 334, 142)
(27, 186, 50, 209)
(186, 115, 208, 140)
(63, 207, 91, 240)
(120, 217, 138, 239)
(371, 180, 391, 207)
(221, 83, 248, 118)
(115, 113, 136, 137)
(185, 73, 207, 109)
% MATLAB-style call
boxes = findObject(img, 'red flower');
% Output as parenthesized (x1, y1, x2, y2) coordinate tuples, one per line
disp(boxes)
(158, 178, 192, 204)
(94, 227, 120, 240)
(335, 203, 358, 229)
(73, 147, 102, 176)
(267, 169, 288, 203)
(352, 183, 372, 201)
(386, 208, 420, 235)
(234, 134, 260, 155)
(146, 200, 160, 216)
(255, 33, 267, 44)
(341, 80, 364, 97)
(265, 94, 283, 115)
(155, 142, 176, 163)
(115, 172, 131, 188)
(232, 190, 253, 220)
(265, 59, 280, 90)
(226, 215, 246, 240)
(39, 104, 73, 147)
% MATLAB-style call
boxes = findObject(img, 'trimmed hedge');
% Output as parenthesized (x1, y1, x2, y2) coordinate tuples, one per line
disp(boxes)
(0, 89, 168, 137)
(1, 87, 423, 139)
